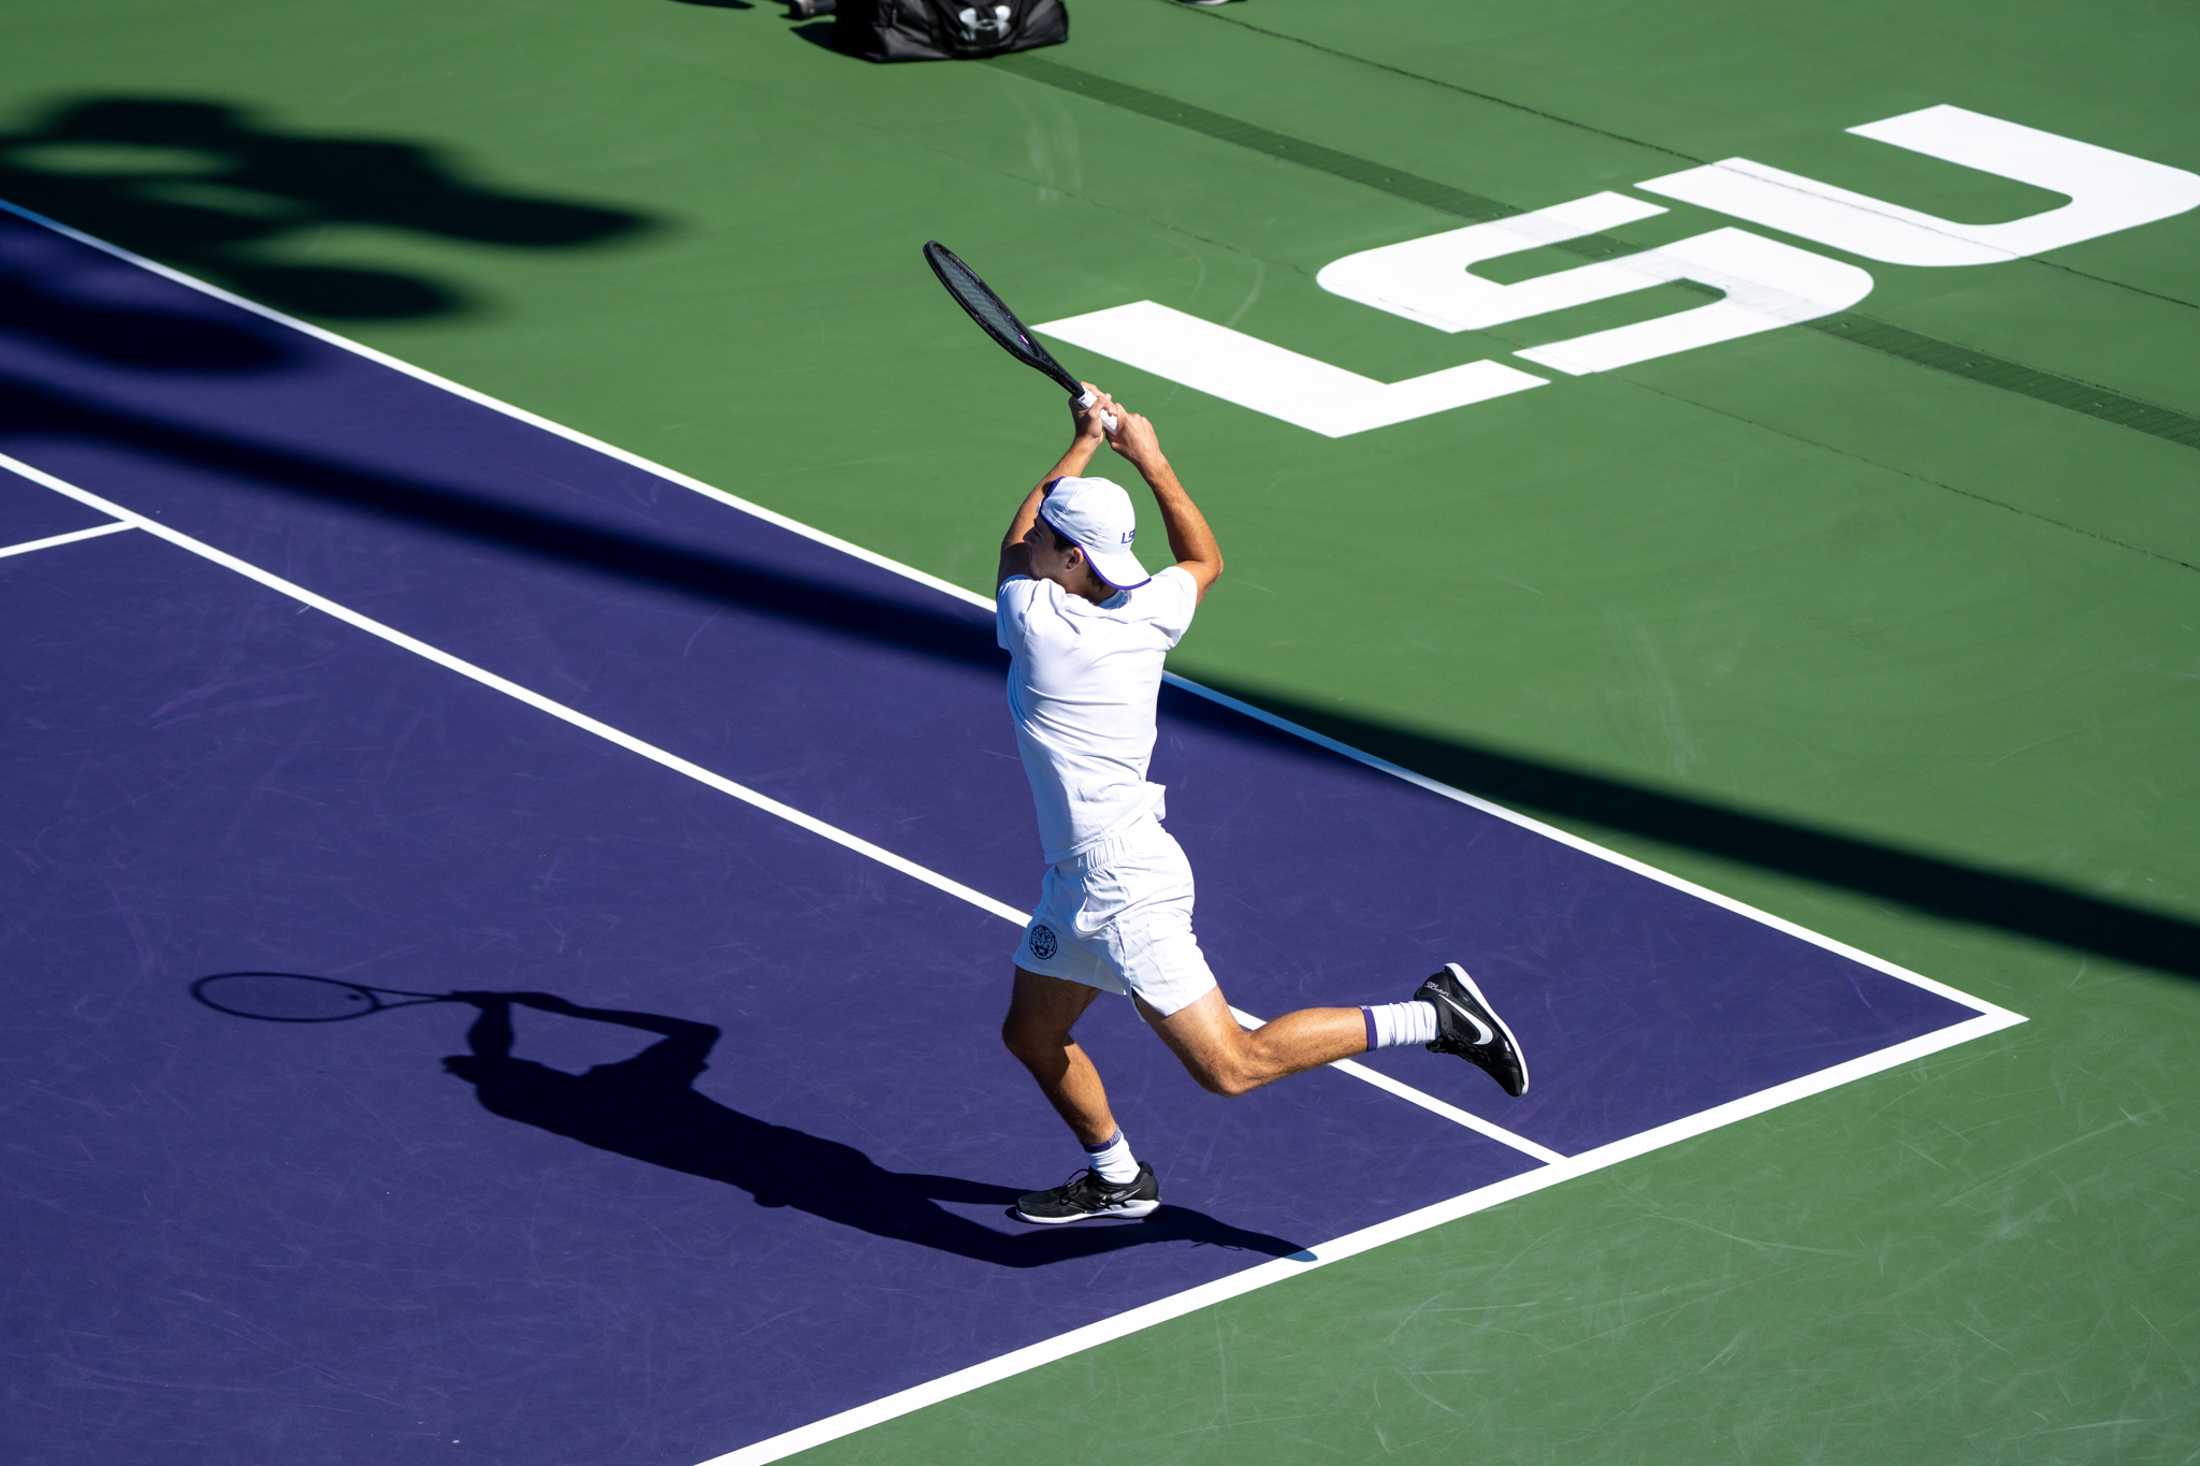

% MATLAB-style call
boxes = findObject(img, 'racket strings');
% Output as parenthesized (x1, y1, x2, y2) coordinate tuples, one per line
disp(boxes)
(922, 241, 1076, 393)
(939, 261, 1032, 350)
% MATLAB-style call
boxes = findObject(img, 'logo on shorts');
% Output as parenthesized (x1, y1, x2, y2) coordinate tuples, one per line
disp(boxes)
(1029, 924, 1058, 961)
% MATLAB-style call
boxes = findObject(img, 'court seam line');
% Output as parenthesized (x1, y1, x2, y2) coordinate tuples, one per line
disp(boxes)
(0, 199, 2022, 1033)
(0, 449, 1559, 1168)
(693, 1006, 2024, 1466)
(989, 64, 2200, 457)
(1627, 375, 2200, 576)
(0, 519, 134, 560)
(1187, 12, 2200, 316)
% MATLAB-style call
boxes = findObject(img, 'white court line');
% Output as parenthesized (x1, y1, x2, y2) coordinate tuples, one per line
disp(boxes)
(0, 456, 1030, 916)
(0, 196, 2022, 1032)
(0, 201, 2032, 1463)
(694, 1005, 2022, 1466)
(0, 451, 1559, 1167)
(0, 519, 133, 561)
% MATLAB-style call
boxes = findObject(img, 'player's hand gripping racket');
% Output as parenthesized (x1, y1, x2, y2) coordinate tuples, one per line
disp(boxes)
(191, 971, 454, 1022)
(922, 241, 1117, 434)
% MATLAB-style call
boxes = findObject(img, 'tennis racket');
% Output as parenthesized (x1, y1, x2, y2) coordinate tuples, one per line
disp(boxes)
(922, 241, 1117, 434)
(192, 971, 453, 1023)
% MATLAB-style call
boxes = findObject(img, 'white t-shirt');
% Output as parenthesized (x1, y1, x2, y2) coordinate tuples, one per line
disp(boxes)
(996, 566, 1200, 865)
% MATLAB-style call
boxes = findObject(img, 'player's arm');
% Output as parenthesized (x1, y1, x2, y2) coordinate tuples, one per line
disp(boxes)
(999, 390, 1112, 585)
(456, 993, 515, 1060)
(1092, 391, 1223, 601)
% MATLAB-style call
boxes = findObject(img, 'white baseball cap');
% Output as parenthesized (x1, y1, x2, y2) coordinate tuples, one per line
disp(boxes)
(1040, 476, 1150, 590)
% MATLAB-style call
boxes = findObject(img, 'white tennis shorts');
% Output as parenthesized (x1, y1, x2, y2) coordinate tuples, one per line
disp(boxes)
(1014, 816, 1218, 1017)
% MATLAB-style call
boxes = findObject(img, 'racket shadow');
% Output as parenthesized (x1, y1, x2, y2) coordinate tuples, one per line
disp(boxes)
(193, 977, 1309, 1267)
(190, 970, 450, 1022)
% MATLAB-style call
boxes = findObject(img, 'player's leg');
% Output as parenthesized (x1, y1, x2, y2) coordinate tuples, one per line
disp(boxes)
(1002, 966, 1161, 1224)
(1004, 867, 1162, 1225)
(1000, 965, 1115, 1148)
(1141, 968, 1528, 1098)
(1089, 826, 1377, 1095)
(1091, 824, 1397, 1094)
(1104, 823, 1529, 1098)
(1137, 987, 1367, 1097)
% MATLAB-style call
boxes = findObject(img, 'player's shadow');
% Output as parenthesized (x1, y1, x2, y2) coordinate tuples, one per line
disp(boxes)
(0, 96, 653, 322)
(437, 989, 1307, 1265)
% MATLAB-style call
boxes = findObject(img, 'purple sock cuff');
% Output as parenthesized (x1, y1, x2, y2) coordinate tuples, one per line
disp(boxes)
(1361, 1007, 1377, 1052)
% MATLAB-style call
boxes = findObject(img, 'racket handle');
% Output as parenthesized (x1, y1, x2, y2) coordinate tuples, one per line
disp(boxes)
(1075, 390, 1120, 436)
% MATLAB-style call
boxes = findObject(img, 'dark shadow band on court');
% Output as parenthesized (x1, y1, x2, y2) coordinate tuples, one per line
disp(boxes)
(0, 124, 2188, 988)
(10, 357, 2193, 985)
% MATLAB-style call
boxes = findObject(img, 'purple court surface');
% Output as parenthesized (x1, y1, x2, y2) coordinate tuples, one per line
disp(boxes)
(1, 208, 2013, 1464)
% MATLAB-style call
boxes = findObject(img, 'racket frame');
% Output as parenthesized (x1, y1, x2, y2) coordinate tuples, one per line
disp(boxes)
(922, 241, 1117, 433)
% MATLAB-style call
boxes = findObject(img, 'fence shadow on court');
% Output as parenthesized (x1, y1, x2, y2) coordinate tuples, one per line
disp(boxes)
(0, 96, 654, 322)
(189, 979, 1307, 1265)
(4, 164, 2192, 987)
(1175, 683, 2200, 987)
(10, 351, 2194, 984)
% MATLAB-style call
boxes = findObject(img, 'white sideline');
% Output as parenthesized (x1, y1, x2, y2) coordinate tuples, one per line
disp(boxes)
(0, 450, 1559, 1168)
(0, 519, 133, 560)
(0, 196, 2022, 1032)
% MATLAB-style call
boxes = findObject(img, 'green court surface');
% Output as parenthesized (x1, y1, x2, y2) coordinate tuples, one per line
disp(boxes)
(6, 1, 2195, 1461)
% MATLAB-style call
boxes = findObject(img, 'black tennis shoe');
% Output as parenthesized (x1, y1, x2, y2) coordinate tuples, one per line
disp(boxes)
(1416, 963, 1530, 1097)
(1014, 1163, 1161, 1224)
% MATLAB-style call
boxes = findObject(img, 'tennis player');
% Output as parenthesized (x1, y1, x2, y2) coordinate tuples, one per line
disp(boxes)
(997, 385, 1529, 1225)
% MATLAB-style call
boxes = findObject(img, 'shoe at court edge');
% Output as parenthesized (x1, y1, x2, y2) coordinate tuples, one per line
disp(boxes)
(1014, 1163, 1161, 1224)
(1416, 964, 1530, 1097)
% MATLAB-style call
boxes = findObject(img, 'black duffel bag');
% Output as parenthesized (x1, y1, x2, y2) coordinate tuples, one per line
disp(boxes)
(834, 0, 1069, 61)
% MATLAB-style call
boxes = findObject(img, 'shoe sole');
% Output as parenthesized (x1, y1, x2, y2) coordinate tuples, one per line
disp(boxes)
(1013, 1198, 1161, 1225)
(1440, 961, 1530, 1096)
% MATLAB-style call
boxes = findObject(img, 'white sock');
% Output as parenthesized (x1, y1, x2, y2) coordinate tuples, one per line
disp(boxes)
(1084, 1129, 1139, 1184)
(1362, 999, 1439, 1050)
